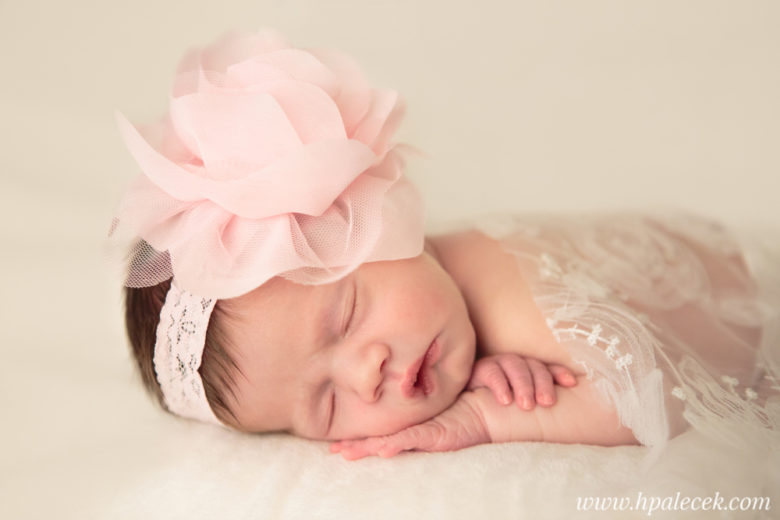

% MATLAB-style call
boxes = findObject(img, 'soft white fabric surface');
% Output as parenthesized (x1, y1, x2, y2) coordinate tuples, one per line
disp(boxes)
(2, 1, 779, 519)
(95, 430, 780, 519)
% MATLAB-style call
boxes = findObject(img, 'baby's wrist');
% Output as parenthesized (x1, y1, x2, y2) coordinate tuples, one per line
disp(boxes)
(458, 388, 502, 443)
(464, 387, 545, 444)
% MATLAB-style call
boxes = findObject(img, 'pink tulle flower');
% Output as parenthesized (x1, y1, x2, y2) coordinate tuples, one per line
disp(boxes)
(113, 30, 424, 298)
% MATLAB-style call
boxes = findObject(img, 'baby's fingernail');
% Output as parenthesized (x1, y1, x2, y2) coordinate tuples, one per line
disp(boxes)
(501, 393, 511, 405)
(522, 398, 533, 409)
(539, 394, 553, 406)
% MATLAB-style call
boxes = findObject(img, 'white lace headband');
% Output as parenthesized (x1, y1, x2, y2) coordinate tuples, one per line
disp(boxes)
(154, 280, 222, 425)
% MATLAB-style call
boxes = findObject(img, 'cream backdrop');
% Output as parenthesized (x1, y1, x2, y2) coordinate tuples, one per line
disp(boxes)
(1, 1, 778, 518)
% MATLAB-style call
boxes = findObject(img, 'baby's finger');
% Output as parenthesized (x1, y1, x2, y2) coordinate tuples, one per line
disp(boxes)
(340, 422, 445, 460)
(468, 360, 512, 405)
(336, 437, 390, 460)
(373, 424, 440, 457)
(526, 358, 556, 406)
(548, 364, 578, 387)
(498, 356, 535, 410)
(336, 432, 413, 460)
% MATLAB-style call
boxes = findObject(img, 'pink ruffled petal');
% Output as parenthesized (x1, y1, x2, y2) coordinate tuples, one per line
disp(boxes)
(352, 89, 403, 155)
(199, 29, 289, 76)
(219, 138, 378, 218)
(225, 60, 293, 88)
(363, 166, 425, 262)
(118, 112, 380, 218)
(308, 48, 372, 137)
(254, 48, 340, 97)
(117, 111, 210, 201)
(116, 175, 193, 242)
(147, 200, 231, 252)
(170, 215, 297, 297)
(134, 115, 197, 165)
(169, 90, 302, 176)
(172, 50, 201, 97)
(263, 79, 347, 143)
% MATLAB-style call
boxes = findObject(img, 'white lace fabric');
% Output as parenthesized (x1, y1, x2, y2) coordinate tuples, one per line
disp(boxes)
(154, 281, 222, 425)
(476, 211, 780, 452)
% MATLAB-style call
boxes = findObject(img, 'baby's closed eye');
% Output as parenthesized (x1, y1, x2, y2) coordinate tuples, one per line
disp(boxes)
(341, 280, 358, 336)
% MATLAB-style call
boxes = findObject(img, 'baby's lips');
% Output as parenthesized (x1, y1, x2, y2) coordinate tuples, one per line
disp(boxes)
(400, 337, 441, 398)
(400, 355, 426, 398)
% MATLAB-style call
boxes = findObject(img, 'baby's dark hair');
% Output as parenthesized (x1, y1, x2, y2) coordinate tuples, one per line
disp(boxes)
(123, 279, 241, 426)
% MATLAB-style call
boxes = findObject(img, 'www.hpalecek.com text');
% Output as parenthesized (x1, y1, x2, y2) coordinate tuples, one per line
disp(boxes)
(576, 491, 770, 515)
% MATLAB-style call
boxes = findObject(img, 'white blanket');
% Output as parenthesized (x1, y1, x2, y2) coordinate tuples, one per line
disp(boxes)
(97, 431, 777, 519)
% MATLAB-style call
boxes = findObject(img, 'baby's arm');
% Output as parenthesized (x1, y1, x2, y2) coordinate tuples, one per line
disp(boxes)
(480, 376, 638, 446)
(466, 355, 634, 446)
(331, 355, 636, 460)
(331, 379, 636, 460)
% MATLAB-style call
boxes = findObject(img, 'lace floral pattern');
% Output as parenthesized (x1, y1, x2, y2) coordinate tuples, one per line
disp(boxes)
(477, 211, 780, 450)
(154, 282, 221, 424)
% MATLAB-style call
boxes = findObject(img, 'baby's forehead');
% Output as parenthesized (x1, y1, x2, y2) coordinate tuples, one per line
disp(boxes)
(225, 277, 312, 319)
(220, 276, 342, 361)
(222, 280, 300, 342)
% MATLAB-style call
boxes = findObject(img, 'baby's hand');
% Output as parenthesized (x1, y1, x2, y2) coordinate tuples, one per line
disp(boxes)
(467, 354, 577, 410)
(329, 391, 490, 460)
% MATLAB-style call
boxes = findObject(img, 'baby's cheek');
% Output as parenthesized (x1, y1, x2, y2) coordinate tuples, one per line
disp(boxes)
(445, 344, 477, 396)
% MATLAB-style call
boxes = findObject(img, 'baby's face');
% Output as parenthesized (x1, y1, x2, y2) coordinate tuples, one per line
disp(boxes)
(219, 252, 476, 441)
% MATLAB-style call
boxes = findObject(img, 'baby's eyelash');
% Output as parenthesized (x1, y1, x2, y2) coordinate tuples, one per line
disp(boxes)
(328, 390, 336, 433)
(342, 282, 357, 335)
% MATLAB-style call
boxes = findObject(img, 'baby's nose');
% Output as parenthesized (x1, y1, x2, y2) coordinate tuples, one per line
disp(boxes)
(340, 342, 389, 403)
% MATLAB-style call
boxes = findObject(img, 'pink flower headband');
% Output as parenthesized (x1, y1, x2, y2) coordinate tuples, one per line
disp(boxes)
(113, 30, 425, 423)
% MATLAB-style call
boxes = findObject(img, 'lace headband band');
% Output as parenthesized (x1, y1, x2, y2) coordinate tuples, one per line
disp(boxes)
(154, 280, 222, 425)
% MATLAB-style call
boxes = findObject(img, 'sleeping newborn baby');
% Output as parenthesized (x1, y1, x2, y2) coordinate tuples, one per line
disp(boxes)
(207, 231, 634, 451)
(126, 215, 777, 460)
(127, 229, 640, 460)
(117, 31, 779, 461)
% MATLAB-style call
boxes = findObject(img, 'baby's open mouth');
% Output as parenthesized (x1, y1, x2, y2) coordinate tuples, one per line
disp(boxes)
(402, 337, 441, 398)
